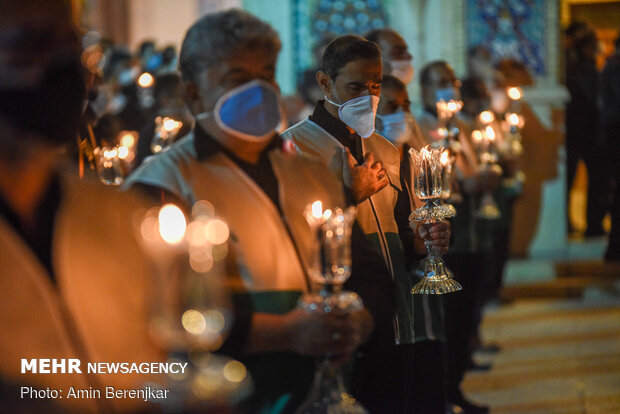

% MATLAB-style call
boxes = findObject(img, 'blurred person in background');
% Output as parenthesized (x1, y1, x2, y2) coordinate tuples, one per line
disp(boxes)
(566, 30, 608, 238)
(0, 1, 166, 412)
(418, 61, 491, 414)
(602, 35, 620, 261)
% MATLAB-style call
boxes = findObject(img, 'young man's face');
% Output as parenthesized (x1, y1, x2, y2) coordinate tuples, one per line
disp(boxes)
(320, 57, 383, 105)
(378, 86, 410, 116)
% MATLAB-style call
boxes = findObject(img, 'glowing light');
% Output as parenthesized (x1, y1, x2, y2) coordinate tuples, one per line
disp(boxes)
(507, 113, 520, 126)
(204, 310, 226, 333)
(472, 130, 483, 143)
(311, 200, 323, 219)
(507, 87, 522, 100)
(138, 72, 154, 88)
(323, 209, 332, 220)
(189, 250, 214, 273)
(420, 145, 432, 160)
(182, 310, 207, 335)
(485, 126, 496, 141)
(223, 361, 247, 383)
(446, 101, 460, 112)
(440, 150, 450, 166)
(204, 219, 229, 245)
(103, 148, 118, 160)
(120, 131, 136, 147)
(192, 200, 215, 218)
(479, 110, 495, 124)
(158, 204, 186, 244)
(117, 146, 130, 159)
(163, 118, 181, 132)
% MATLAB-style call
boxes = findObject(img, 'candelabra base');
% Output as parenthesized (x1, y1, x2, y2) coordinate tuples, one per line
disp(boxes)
(411, 257, 462, 295)
(411, 275, 463, 295)
(294, 360, 367, 414)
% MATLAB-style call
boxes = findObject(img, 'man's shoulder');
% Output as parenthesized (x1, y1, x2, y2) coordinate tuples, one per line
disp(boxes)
(122, 133, 197, 202)
(281, 118, 324, 139)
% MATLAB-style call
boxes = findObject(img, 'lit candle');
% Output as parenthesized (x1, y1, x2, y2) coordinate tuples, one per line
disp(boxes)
(479, 110, 495, 125)
(507, 87, 522, 101)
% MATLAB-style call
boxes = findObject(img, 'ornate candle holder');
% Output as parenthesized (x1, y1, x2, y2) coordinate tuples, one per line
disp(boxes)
(139, 201, 251, 410)
(95, 145, 124, 185)
(151, 116, 184, 154)
(409, 146, 461, 295)
(471, 127, 502, 220)
(295, 202, 367, 414)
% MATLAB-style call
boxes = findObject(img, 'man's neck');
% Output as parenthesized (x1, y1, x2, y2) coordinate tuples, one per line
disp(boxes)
(198, 115, 272, 164)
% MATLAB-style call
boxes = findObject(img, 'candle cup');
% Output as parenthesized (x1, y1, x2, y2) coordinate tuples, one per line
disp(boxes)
(295, 203, 367, 414)
(137, 202, 251, 409)
(408, 146, 461, 295)
(152, 116, 184, 154)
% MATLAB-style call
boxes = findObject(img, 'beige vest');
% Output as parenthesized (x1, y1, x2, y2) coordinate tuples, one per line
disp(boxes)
(0, 175, 164, 413)
(282, 119, 402, 275)
(124, 134, 345, 298)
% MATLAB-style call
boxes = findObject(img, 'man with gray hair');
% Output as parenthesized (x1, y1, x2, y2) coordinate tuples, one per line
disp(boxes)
(125, 9, 394, 413)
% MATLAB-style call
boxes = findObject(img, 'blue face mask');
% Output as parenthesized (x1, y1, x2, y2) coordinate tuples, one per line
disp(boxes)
(377, 111, 413, 146)
(435, 87, 458, 103)
(199, 79, 282, 142)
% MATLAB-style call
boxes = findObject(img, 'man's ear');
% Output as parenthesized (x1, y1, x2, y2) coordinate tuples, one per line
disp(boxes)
(183, 80, 203, 115)
(316, 71, 332, 96)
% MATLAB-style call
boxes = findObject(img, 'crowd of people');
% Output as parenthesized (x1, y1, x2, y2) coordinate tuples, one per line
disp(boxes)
(1, 1, 617, 414)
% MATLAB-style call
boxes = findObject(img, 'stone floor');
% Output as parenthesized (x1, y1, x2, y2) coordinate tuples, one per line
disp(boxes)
(461, 246, 620, 414)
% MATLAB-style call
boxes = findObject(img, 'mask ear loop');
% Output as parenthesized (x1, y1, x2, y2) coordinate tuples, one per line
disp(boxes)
(324, 96, 342, 108)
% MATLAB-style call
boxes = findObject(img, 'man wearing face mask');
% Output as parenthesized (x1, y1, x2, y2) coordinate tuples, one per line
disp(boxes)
(124, 11, 395, 413)
(282, 35, 451, 413)
(365, 28, 415, 86)
(418, 62, 490, 414)
(0, 1, 169, 413)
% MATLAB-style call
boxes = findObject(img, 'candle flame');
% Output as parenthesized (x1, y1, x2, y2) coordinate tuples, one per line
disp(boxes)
(138, 72, 154, 88)
(323, 209, 332, 220)
(117, 145, 130, 159)
(507, 87, 522, 100)
(472, 130, 483, 143)
(447, 100, 460, 112)
(163, 118, 182, 132)
(103, 147, 118, 160)
(158, 204, 186, 244)
(440, 150, 449, 166)
(311, 200, 323, 219)
(120, 131, 136, 147)
(485, 126, 496, 141)
(479, 110, 494, 124)
(507, 113, 520, 126)
(420, 145, 433, 160)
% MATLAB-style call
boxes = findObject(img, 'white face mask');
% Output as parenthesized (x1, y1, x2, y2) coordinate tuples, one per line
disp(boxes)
(377, 111, 413, 146)
(388, 59, 414, 85)
(325, 94, 380, 138)
(196, 79, 282, 143)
